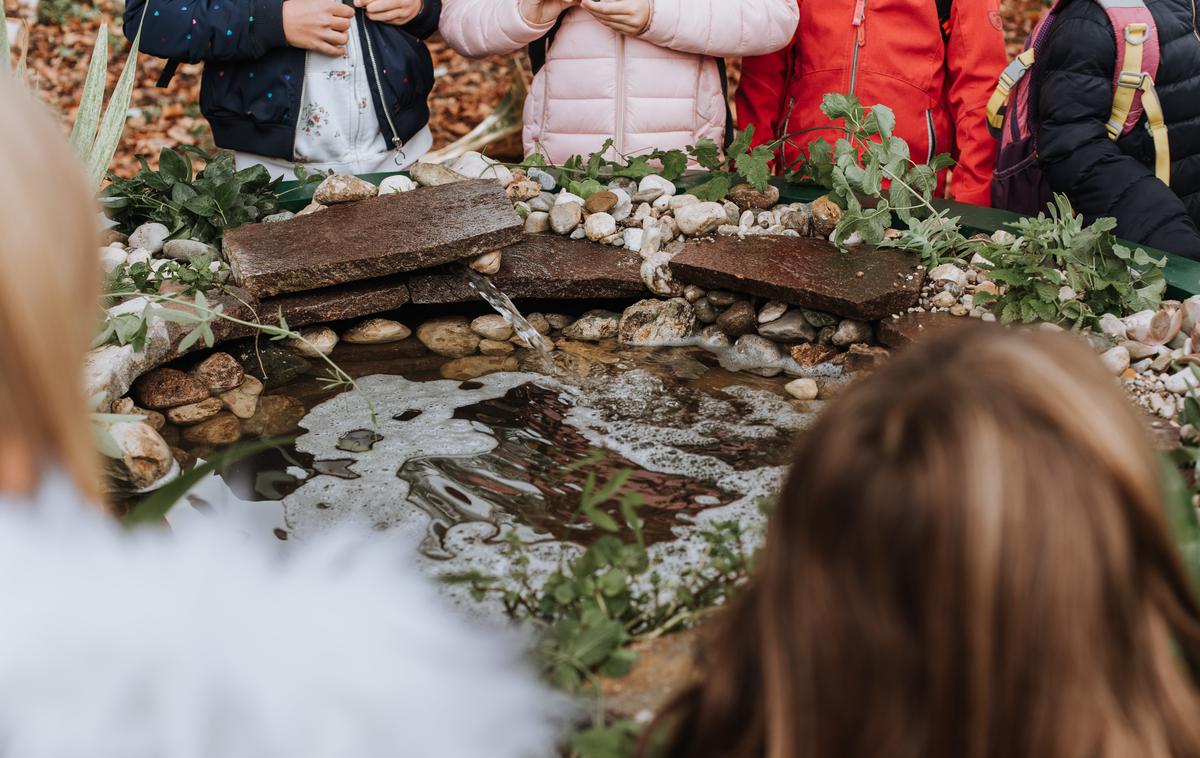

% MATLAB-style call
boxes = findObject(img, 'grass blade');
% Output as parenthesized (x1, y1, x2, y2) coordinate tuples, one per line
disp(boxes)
(1, 13, 11, 74)
(70, 22, 110, 158)
(86, 13, 143, 188)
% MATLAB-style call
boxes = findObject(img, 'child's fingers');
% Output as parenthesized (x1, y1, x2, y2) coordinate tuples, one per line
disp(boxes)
(327, 15, 352, 31)
(319, 27, 350, 45)
(312, 40, 346, 56)
(330, 3, 356, 17)
(366, 7, 410, 21)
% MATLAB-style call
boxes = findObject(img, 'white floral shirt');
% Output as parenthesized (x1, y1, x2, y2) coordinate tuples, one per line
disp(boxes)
(235, 16, 431, 181)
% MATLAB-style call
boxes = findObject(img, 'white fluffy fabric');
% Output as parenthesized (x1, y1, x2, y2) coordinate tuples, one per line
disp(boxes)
(0, 499, 563, 758)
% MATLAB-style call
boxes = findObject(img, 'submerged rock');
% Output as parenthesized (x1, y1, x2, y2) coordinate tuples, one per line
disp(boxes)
(219, 375, 264, 419)
(716, 300, 758, 337)
(166, 397, 225, 426)
(479, 338, 515, 356)
(618, 298, 697, 346)
(731, 335, 784, 377)
(439, 355, 520, 381)
(133, 368, 209, 410)
(180, 412, 242, 446)
(190, 352, 245, 393)
(785, 377, 819, 401)
(231, 342, 311, 389)
(313, 174, 378, 205)
(286, 327, 339, 357)
(789, 342, 838, 368)
(758, 311, 817, 343)
(562, 311, 620, 342)
(342, 318, 412, 345)
(416, 317, 481, 358)
(243, 394, 307, 437)
(470, 314, 514, 342)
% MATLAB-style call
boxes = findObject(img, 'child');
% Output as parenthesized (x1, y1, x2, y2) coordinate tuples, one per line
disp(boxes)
(737, 0, 1007, 206)
(647, 323, 1200, 758)
(126, 0, 441, 179)
(0, 76, 560, 758)
(439, 0, 799, 163)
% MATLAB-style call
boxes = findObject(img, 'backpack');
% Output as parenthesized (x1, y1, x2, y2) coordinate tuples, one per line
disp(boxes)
(985, 0, 1170, 215)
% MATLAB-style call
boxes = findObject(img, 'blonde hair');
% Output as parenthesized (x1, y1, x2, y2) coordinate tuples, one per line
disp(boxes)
(650, 323, 1200, 758)
(0, 74, 104, 505)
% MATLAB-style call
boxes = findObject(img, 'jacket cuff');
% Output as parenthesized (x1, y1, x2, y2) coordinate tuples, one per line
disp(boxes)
(506, 0, 557, 45)
(638, 0, 674, 47)
(253, 0, 289, 50)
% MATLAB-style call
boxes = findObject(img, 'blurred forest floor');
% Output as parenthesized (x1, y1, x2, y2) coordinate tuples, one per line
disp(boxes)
(3, 0, 1050, 176)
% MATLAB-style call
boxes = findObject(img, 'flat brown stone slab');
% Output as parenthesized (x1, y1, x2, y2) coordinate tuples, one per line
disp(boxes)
(408, 234, 645, 304)
(258, 276, 411, 328)
(669, 236, 924, 321)
(877, 311, 963, 349)
(223, 180, 523, 298)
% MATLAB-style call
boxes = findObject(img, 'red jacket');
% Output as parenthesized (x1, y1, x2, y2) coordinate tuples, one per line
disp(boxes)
(736, 0, 1007, 206)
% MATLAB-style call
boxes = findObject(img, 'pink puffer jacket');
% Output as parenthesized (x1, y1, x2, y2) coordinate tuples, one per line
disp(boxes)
(440, 0, 799, 162)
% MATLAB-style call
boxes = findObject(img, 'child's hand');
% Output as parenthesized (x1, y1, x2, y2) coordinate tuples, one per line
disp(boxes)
(581, 0, 651, 35)
(354, 0, 423, 25)
(283, 0, 355, 56)
(519, 0, 577, 26)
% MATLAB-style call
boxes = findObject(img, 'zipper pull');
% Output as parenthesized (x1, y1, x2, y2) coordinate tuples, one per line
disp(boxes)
(852, 0, 867, 45)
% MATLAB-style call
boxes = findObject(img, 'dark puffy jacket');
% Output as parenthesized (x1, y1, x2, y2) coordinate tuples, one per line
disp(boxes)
(124, 0, 439, 161)
(1035, 0, 1200, 257)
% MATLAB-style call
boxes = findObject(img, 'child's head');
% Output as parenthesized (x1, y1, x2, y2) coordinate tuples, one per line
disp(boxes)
(651, 323, 1200, 758)
(0, 74, 103, 503)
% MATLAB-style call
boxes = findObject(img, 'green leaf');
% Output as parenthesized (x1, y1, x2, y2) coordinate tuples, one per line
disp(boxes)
(864, 104, 896, 139)
(820, 92, 862, 123)
(652, 149, 689, 181)
(688, 138, 723, 172)
(0, 11, 10, 74)
(86, 9, 144, 189)
(688, 174, 732, 202)
(158, 147, 191, 184)
(735, 144, 774, 192)
(69, 23, 110, 158)
(568, 178, 605, 199)
(726, 126, 755, 162)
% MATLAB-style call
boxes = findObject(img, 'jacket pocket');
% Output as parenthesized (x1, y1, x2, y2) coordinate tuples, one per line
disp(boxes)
(200, 61, 292, 126)
(925, 109, 937, 164)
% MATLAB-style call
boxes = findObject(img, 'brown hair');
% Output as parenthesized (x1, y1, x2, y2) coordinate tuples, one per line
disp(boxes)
(648, 323, 1200, 758)
(0, 74, 104, 504)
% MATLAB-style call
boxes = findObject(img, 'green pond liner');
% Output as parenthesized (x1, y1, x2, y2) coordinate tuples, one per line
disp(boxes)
(271, 170, 1200, 299)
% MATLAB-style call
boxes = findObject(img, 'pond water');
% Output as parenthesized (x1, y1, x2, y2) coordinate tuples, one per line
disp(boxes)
(171, 318, 837, 590)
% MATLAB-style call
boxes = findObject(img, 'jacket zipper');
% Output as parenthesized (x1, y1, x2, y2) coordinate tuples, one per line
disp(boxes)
(849, 0, 868, 95)
(615, 33, 626, 156)
(357, 8, 407, 161)
(925, 109, 936, 163)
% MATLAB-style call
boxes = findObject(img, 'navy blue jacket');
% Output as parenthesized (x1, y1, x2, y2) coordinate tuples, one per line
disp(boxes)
(125, 0, 439, 161)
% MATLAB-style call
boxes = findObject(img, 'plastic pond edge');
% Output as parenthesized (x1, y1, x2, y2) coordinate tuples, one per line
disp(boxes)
(270, 170, 1200, 299)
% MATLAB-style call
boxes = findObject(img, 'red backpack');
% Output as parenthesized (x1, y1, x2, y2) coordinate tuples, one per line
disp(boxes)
(986, 0, 1170, 216)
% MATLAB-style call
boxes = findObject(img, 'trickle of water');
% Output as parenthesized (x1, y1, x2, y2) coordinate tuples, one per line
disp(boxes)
(460, 265, 554, 369)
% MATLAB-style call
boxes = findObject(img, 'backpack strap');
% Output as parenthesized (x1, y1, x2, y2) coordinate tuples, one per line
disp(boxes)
(986, 47, 1036, 134)
(1099, 0, 1169, 183)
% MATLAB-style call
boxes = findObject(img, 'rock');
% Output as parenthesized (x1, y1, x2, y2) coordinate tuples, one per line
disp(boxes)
(263, 211, 296, 223)
(619, 298, 697, 346)
(128, 222, 170, 254)
(342, 318, 411, 344)
(439, 355, 520, 381)
(506, 179, 542, 202)
(758, 311, 817, 342)
(801, 309, 839, 328)
(930, 291, 958, 309)
(728, 183, 781, 211)
(697, 324, 732, 349)
(789, 343, 838, 368)
(670, 236, 924, 322)
(928, 263, 968, 288)
(1125, 308, 1184, 346)
(585, 212, 618, 241)
(556, 191, 586, 207)
(843, 344, 891, 372)
(295, 201, 326, 217)
(545, 313, 572, 330)
(471, 314, 514, 341)
(410, 161, 471, 188)
(623, 227, 644, 253)
(100, 246, 127, 274)
(469, 249, 503, 275)
(758, 301, 789, 324)
(529, 192, 555, 213)
(585, 191, 618, 214)
(417, 317, 481, 357)
(106, 421, 173, 490)
(243, 395, 307, 437)
(550, 202, 583, 235)
(125, 248, 152, 266)
(562, 311, 620, 342)
(730, 335, 783, 377)
(693, 297, 718, 324)
(132, 368, 210, 410)
(707, 290, 738, 307)
(190, 352, 245, 393)
(448, 151, 513, 185)
(230, 342, 311, 389)
(161, 239, 218, 262)
(180, 412, 242, 446)
(378, 174, 417, 194)
(716, 300, 758, 337)
(609, 188, 633, 221)
(641, 251, 684, 297)
(974, 280, 999, 298)
(525, 211, 551, 234)
(785, 377, 819, 401)
(636, 175, 676, 202)
(781, 205, 813, 236)
(674, 202, 727, 237)
(313, 174, 379, 205)
(479, 338, 515, 356)
(1100, 345, 1132, 376)
(528, 167, 557, 191)
(525, 313, 552, 335)
(1098, 313, 1127, 341)
(668, 194, 701, 211)
(831, 319, 874, 347)
(101, 229, 129, 246)
(219, 375, 264, 419)
(810, 196, 843, 238)
(683, 285, 706, 303)
(165, 397, 225, 426)
(1165, 369, 1199, 396)
(286, 327, 338, 357)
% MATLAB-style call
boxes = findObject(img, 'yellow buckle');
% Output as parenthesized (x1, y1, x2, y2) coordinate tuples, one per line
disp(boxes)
(1117, 71, 1146, 89)
(1125, 23, 1148, 45)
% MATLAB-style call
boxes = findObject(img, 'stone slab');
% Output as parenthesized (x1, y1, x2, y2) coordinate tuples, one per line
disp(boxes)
(877, 311, 962, 349)
(258, 276, 411, 328)
(223, 180, 523, 298)
(669, 236, 924, 322)
(407, 234, 645, 304)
